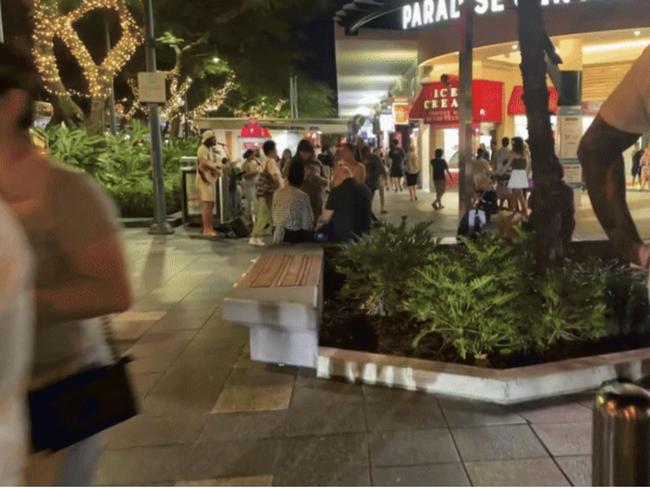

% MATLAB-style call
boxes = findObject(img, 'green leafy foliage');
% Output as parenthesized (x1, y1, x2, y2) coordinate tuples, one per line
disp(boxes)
(334, 222, 647, 363)
(334, 218, 437, 316)
(40, 124, 199, 217)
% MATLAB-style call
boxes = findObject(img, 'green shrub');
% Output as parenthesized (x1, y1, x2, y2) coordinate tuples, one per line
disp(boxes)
(41, 124, 198, 217)
(334, 218, 437, 316)
(402, 234, 534, 360)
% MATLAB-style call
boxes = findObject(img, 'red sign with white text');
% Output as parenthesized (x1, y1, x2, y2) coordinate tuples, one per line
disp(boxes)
(410, 79, 504, 127)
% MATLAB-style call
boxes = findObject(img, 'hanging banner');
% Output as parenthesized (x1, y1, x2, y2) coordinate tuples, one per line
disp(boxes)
(393, 103, 411, 125)
(558, 106, 584, 189)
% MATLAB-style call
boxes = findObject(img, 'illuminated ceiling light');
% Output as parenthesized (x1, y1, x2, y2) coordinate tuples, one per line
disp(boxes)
(634, 30, 642, 37)
(512, 44, 519, 51)
(584, 39, 650, 53)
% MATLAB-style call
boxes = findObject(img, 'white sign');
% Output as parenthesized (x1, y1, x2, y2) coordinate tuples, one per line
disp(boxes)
(558, 108, 583, 160)
(137, 72, 167, 104)
(379, 113, 396, 132)
(402, 0, 594, 30)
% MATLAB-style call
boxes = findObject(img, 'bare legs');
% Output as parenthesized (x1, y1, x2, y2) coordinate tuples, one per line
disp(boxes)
(512, 189, 528, 217)
(408, 185, 418, 202)
(391, 177, 403, 192)
(378, 185, 386, 213)
(201, 202, 216, 236)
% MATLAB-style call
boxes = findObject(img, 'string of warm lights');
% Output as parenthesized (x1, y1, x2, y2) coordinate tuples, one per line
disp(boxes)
(188, 73, 236, 119)
(31, 0, 144, 100)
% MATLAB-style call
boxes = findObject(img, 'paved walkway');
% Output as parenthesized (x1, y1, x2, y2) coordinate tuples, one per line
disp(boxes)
(92, 189, 650, 486)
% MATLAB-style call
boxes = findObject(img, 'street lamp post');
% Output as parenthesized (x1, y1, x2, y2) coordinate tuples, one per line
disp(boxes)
(458, 0, 475, 219)
(143, 0, 173, 235)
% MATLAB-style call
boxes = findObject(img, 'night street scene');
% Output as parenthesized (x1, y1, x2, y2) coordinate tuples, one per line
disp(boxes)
(1, 0, 650, 486)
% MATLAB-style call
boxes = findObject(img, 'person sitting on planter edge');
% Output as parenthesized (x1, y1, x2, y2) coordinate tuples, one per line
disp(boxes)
(271, 159, 314, 244)
(316, 166, 372, 243)
(578, 45, 650, 270)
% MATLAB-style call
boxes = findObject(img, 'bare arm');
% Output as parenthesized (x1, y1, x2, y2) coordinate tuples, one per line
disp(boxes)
(36, 233, 132, 324)
(318, 209, 334, 226)
(578, 115, 647, 266)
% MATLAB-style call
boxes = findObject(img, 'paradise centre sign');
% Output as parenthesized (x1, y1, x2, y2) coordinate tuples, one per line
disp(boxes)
(402, 0, 594, 30)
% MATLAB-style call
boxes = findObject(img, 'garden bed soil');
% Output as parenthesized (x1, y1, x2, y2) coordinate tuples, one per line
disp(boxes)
(321, 240, 650, 370)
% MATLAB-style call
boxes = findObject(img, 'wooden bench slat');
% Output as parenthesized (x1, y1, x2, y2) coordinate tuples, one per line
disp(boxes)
(237, 253, 322, 289)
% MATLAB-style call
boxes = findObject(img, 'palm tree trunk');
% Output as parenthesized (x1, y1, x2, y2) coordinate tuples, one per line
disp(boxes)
(517, 0, 565, 271)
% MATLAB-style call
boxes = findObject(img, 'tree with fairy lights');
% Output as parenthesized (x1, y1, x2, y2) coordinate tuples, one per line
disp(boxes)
(30, 0, 143, 134)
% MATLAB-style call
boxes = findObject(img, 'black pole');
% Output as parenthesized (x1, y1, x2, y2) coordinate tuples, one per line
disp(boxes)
(144, 0, 173, 235)
(458, 0, 474, 219)
(104, 18, 117, 134)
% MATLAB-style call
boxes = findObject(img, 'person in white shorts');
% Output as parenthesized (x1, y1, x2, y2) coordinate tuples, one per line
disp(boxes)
(579, 46, 650, 270)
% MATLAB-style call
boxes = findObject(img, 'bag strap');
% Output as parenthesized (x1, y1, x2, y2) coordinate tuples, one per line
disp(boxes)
(100, 316, 120, 363)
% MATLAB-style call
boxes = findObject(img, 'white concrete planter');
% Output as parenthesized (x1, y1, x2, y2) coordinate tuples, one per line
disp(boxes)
(317, 346, 650, 405)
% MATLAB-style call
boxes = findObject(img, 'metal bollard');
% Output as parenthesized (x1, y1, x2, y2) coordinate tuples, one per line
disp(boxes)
(593, 382, 650, 486)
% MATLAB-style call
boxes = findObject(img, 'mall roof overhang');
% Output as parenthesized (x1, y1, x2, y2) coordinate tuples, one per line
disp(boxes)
(334, 0, 404, 35)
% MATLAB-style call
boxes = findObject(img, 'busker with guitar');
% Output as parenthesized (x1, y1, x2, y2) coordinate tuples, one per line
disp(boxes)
(196, 130, 224, 237)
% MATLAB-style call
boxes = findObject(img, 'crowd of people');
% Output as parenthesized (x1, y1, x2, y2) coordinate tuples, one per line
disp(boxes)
(195, 135, 423, 246)
(631, 143, 650, 191)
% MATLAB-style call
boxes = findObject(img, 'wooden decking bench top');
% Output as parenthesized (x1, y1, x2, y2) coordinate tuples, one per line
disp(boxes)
(238, 252, 322, 289)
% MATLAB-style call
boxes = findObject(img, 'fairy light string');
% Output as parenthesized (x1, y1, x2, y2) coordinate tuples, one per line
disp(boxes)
(32, 0, 144, 100)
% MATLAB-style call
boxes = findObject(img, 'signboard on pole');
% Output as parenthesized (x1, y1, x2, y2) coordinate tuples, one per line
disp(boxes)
(137, 72, 167, 104)
(558, 106, 583, 190)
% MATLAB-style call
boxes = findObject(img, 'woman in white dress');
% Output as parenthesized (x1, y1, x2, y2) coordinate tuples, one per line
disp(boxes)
(507, 137, 530, 217)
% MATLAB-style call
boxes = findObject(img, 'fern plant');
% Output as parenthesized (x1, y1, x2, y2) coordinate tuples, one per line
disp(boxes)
(334, 218, 437, 316)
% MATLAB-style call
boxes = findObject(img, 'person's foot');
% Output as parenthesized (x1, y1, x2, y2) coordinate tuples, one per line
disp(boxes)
(248, 237, 266, 247)
(202, 230, 218, 237)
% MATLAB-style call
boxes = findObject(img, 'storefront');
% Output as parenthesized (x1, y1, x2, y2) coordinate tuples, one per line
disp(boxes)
(335, 0, 650, 190)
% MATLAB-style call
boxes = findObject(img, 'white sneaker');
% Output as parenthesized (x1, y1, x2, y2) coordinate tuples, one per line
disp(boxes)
(248, 237, 266, 247)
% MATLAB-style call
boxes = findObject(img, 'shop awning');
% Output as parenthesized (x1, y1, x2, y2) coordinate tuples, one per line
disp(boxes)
(507, 86, 559, 116)
(410, 79, 504, 127)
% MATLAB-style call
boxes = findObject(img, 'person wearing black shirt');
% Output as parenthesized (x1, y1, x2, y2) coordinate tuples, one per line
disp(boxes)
(318, 166, 372, 242)
(388, 139, 406, 192)
(431, 148, 452, 210)
(361, 145, 388, 214)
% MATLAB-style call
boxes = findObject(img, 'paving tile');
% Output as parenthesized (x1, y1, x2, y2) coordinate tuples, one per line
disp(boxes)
(212, 367, 295, 413)
(368, 429, 459, 466)
(143, 366, 231, 416)
(183, 439, 281, 480)
(93, 445, 188, 485)
(363, 385, 439, 404)
(452, 425, 547, 461)
(284, 403, 366, 437)
(128, 330, 197, 359)
(464, 458, 570, 486)
(291, 378, 364, 407)
(149, 311, 215, 332)
(556, 456, 592, 486)
(200, 411, 287, 441)
(128, 352, 183, 374)
(273, 463, 370, 486)
(515, 401, 593, 424)
(176, 475, 274, 486)
(170, 347, 243, 373)
(277, 433, 369, 471)
(532, 422, 592, 456)
(371, 464, 470, 486)
(107, 414, 207, 448)
(112, 319, 159, 341)
(185, 323, 250, 354)
(439, 398, 525, 427)
(130, 372, 160, 400)
(365, 401, 446, 431)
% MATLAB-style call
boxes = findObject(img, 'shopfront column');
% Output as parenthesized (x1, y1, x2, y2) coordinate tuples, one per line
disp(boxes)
(557, 38, 584, 207)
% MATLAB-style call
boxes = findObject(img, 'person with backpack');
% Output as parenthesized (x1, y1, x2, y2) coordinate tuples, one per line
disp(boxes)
(249, 140, 282, 247)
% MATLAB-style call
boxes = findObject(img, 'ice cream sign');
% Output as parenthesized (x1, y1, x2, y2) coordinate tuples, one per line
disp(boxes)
(402, 0, 593, 30)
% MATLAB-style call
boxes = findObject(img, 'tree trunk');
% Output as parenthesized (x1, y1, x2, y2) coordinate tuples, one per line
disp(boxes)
(86, 96, 107, 135)
(517, 0, 565, 271)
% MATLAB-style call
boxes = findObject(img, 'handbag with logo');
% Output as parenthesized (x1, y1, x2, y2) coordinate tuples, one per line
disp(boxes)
(28, 318, 139, 452)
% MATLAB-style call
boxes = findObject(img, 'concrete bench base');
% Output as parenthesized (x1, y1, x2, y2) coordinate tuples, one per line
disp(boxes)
(250, 327, 319, 368)
(223, 250, 324, 369)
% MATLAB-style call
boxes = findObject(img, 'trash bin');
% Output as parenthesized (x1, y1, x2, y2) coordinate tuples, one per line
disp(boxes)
(593, 382, 650, 486)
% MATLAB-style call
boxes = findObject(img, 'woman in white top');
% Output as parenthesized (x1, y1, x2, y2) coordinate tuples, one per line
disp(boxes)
(507, 137, 530, 217)
(272, 158, 314, 244)
(0, 201, 33, 486)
